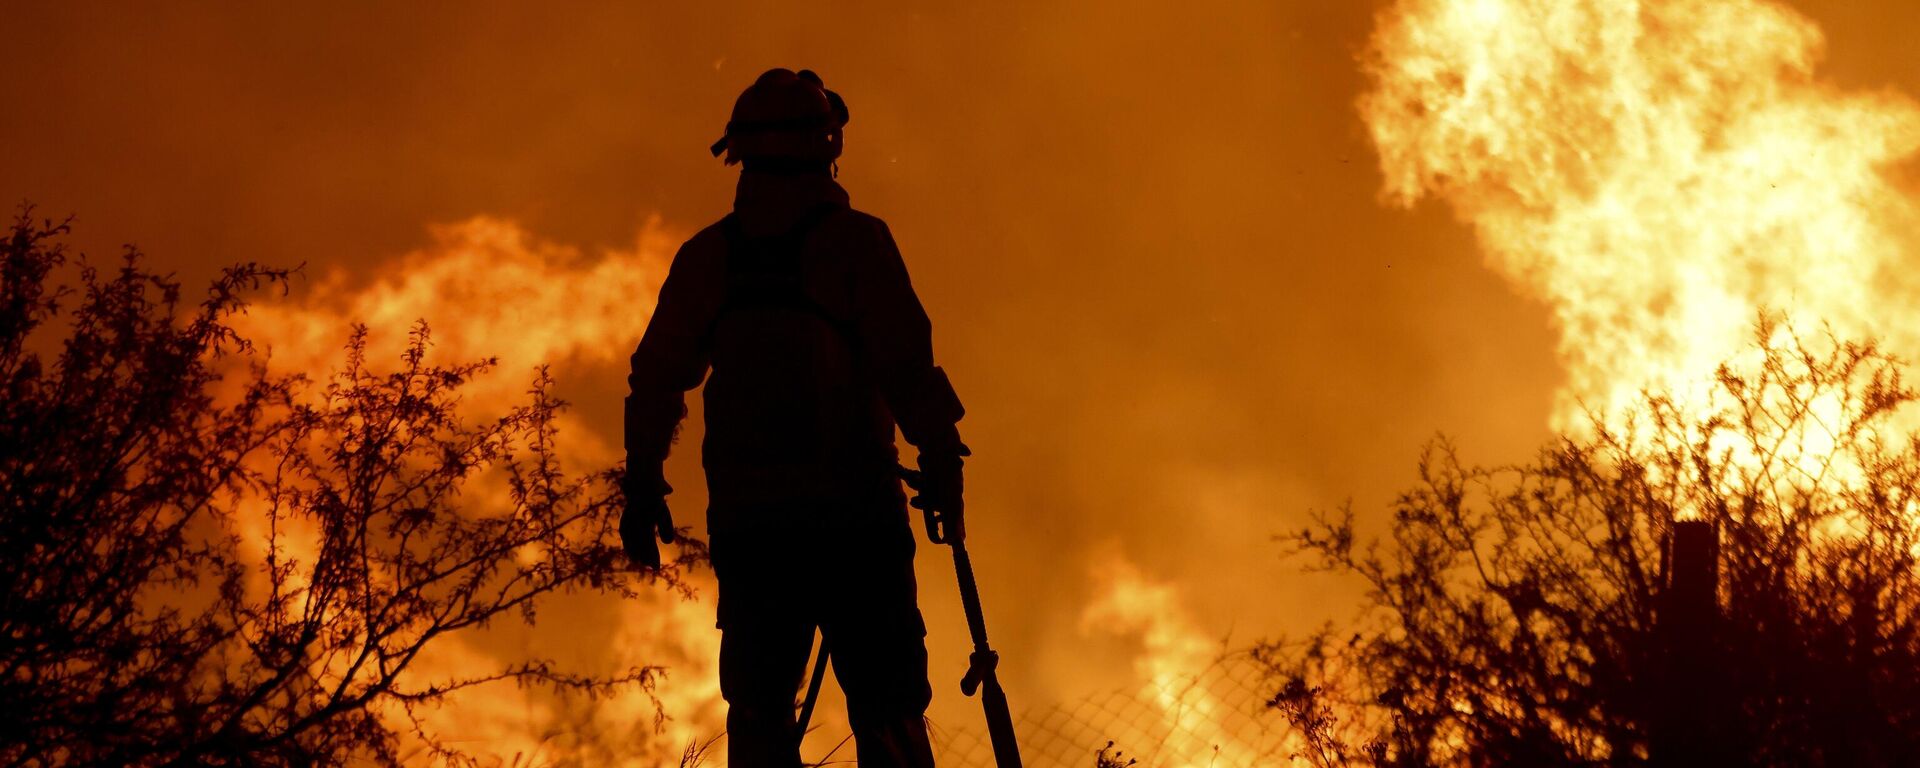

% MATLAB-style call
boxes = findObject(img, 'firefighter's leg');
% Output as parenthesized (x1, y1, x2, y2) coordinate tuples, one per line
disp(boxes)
(719, 614, 814, 766)
(714, 533, 816, 768)
(825, 528, 936, 768)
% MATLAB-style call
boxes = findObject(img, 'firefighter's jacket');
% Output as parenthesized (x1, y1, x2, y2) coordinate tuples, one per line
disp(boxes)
(626, 171, 964, 534)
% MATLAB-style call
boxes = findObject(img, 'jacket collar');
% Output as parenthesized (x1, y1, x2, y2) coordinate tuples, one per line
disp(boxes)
(732, 170, 850, 236)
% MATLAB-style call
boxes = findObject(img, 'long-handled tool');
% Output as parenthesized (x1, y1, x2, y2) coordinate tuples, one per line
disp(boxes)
(900, 464, 1024, 768)
(795, 633, 830, 746)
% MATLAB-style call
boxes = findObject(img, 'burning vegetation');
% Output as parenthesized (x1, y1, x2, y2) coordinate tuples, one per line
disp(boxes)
(11, 0, 1920, 765)
(1250, 0, 1920, 764)
(0, 213, 701, 765)
(1265, 321, 1920, 765)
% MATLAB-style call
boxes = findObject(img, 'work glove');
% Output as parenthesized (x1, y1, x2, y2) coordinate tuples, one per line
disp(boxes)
(620, 473, 676, 570)
(907, 448, 967, 544)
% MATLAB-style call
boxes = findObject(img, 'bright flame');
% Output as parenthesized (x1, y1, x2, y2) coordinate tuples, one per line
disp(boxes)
(228, 215, 729, 763)
(1081, 551, 1268, 767)
(240, 214, 677, 409)
(1361, 0, 1920, 431)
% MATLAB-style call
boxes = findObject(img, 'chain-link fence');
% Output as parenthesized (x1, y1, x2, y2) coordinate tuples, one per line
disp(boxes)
(931, 655, 1294, 767)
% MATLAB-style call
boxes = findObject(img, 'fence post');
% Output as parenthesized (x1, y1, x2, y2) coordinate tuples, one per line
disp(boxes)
(1652, 519, 1727, 766)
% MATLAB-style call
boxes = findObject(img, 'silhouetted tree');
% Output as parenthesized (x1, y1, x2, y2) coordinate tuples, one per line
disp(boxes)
(0, 210, 698, 766)
(1265, 318, 1920, 767)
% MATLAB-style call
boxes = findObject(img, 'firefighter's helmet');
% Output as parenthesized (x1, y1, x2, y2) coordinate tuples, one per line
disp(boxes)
(709, 68, 849, 166)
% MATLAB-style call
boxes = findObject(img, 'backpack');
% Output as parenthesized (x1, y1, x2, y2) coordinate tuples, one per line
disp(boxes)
(699, 203, 876, 479)
(708, 203, 855, 349)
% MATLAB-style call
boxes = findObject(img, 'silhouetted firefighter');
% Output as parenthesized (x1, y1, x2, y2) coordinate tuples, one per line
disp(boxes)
(622, 68, 972, 767)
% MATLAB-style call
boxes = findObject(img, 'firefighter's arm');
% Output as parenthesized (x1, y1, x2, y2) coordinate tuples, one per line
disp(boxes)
(853, 219, 969, 540)
(627, 237, 718, 493)
(623, 237, 718, 563)
(852, 219, 966, 453)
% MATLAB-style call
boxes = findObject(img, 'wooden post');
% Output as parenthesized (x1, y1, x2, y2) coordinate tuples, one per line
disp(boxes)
(1652, 519, 1726, 766)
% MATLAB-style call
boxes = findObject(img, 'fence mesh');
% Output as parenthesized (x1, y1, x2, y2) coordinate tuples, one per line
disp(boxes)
(929, 655, 1295, 768)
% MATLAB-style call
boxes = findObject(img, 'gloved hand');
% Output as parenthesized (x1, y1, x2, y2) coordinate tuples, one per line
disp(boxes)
(620, 474, 676, 570)
(909, 451, 966, 544)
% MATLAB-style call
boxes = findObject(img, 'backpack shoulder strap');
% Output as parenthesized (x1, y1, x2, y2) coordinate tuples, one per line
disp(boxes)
(705, 203, 857, 347)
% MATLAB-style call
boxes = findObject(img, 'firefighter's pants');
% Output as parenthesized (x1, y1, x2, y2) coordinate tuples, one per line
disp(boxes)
(712, 506, 936, 768)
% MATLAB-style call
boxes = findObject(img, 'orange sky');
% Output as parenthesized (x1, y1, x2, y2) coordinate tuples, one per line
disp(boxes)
(8, 0, 1920, 761)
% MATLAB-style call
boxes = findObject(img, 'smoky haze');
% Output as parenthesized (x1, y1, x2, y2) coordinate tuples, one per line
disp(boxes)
(7, 0, 1915, 756)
